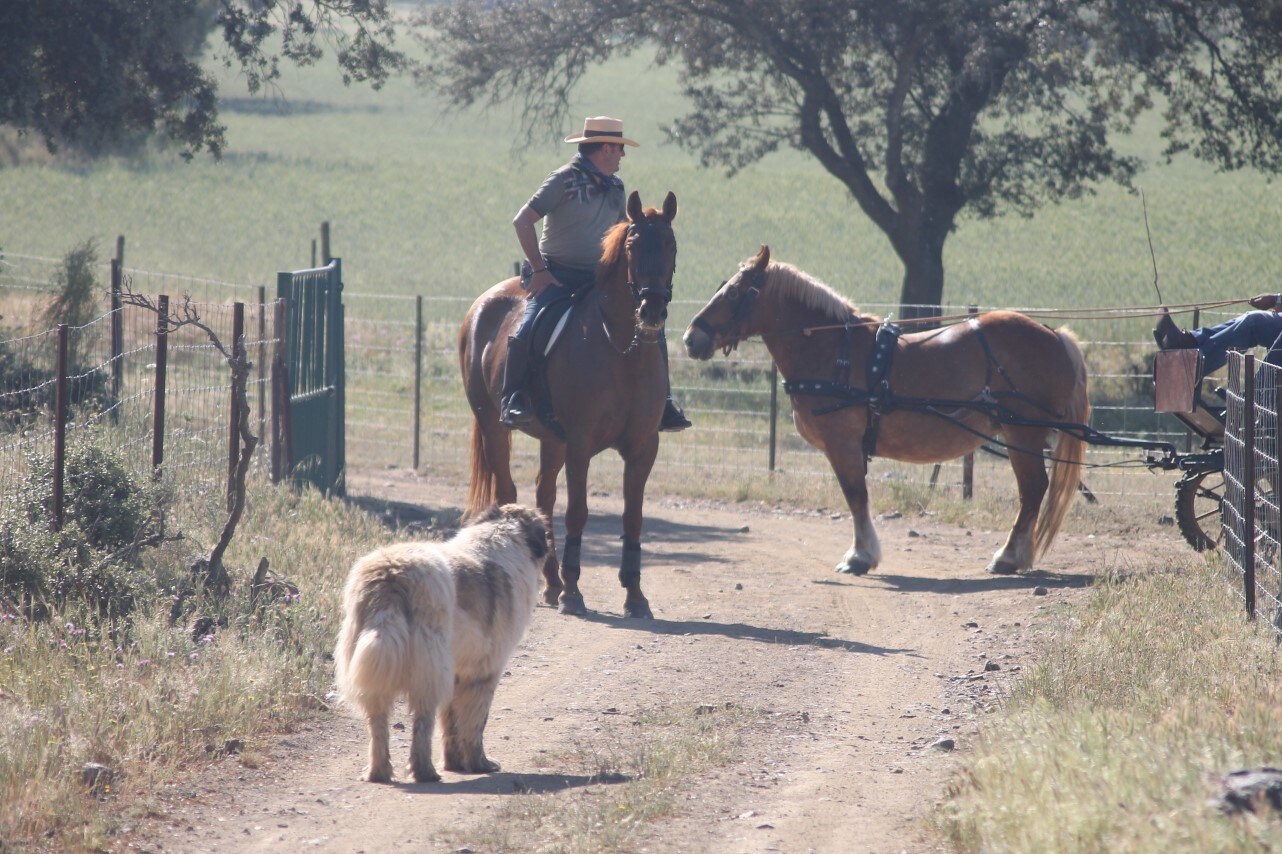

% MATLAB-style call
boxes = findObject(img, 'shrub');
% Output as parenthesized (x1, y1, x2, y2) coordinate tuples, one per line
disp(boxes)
(0, 439, 169, 620)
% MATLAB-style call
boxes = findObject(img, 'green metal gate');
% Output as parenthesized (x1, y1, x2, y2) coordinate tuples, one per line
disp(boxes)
(277, 258, 345, 495)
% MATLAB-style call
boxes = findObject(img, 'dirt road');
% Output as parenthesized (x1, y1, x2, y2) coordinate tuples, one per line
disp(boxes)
(127, 469, 1176, 853)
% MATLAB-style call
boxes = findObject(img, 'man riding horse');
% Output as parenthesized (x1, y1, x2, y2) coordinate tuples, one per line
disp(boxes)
(504, 116, 690, 433)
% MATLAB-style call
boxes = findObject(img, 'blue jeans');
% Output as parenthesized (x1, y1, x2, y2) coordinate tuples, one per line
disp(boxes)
(1192, 310, 1282, 373)
(515, 260, 596, 340)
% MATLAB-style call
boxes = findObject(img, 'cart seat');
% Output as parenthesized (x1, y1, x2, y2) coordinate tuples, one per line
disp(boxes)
(1154, 349, 1225, 440)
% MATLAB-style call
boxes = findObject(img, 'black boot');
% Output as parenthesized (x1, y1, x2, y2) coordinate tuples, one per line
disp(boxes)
(657, 329, 691, 432)
(500, 335, 534, 427)
(659, 398, 691, 432)
(1153, 310, 1197, 351)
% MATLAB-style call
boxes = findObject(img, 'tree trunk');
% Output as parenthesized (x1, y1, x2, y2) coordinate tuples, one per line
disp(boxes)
(896, 237, 946, 323)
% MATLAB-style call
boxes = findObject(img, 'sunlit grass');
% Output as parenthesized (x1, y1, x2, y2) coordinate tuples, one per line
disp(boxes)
(935, 554, 1282, 852)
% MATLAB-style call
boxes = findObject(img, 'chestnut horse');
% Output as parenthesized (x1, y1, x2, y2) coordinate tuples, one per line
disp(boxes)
(459, 190, 677, 617)
(683, 245, 1090, 575)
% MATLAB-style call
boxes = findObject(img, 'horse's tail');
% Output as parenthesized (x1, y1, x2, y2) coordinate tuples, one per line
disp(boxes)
(466, 418, 504, 520)
(1036, 327, 1092, 558)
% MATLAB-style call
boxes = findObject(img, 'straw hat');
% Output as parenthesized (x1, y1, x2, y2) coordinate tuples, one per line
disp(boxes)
(563, 116, 639, 146)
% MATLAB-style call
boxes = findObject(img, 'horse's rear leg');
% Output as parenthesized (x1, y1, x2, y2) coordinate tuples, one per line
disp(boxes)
(988, 428, 1050, 574)
(830, 450, 881, 575)
(536, 440, 566, 606)
(476, 414, 519, 506)
(619, 437, 659, 619)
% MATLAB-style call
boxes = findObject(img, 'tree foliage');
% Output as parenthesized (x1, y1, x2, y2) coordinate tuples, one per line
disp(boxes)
(417, 1, 1282, 315)
(0, 0, 408, 160)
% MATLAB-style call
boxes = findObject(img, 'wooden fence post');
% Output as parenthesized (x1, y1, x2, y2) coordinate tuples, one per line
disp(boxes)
(768, 363, 779, 472)
(271, 298, 286, 484)
(109, 259, 123, 424)
(152, 295, 169, 475)
(228, 302, 245, 511)
(1244, 353, 1257, 621)
(257, 286, 267, 458)
(413, 295, 423, 471)
(52, 324, 68, 532)
(962, 304, 978, 499)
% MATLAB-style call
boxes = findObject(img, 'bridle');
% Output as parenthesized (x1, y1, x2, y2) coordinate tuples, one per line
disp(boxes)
(689, 266, 765, 355)
(602, 217, 676, 354)
(625, 218, 675, 307)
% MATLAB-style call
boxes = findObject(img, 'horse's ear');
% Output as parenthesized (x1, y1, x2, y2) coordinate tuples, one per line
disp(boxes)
(752, 245, 770, 270)
(627, 190, 643, 222)
(661, 191, 677, 222)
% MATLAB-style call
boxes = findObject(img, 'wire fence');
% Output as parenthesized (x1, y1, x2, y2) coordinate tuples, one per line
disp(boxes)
(1221, 353, 1282, 632)
(0, 253, 277, 504)
(2, 247, 1248, 517)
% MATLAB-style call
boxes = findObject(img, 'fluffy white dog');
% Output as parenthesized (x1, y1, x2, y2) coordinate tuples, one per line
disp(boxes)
(334, 503, 549, 783)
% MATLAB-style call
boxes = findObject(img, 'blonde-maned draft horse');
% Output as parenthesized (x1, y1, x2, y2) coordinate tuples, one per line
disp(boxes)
(459, 191, 678, 618)
(683, 245, 1090, 575)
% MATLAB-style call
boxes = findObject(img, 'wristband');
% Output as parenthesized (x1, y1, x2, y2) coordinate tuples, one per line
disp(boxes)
(532, 267, 546, 273)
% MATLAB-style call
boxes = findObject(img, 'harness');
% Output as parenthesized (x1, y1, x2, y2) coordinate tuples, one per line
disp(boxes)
(783, 316, 1063, 462)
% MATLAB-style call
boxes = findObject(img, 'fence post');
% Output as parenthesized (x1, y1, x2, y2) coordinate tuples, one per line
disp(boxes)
(768, 362, 779, 472)
(115, 235, 125, 268)
(229, 302, 245, 511)
(52, 325, 68, 532)
(321, 222, 331, 265)
(152, 296, 169, 475)
(962, 304, 978, 499)
(271, 297, 286, 484)
(110, 259, 123, 423)
(414, 295, 423, 470)
(1244, 353, 1257, 621)
(257, 286, 267, 458)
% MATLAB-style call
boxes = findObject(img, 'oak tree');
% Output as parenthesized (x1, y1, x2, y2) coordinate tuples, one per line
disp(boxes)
(0, 0, 407, 160)
(417, 1, 1282, 317)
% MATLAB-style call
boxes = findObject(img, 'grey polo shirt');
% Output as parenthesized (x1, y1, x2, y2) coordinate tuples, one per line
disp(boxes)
(527, 159, 627, 271)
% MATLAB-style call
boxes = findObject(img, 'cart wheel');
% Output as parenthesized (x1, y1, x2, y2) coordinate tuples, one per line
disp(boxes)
(1175, 470, 1225, 551)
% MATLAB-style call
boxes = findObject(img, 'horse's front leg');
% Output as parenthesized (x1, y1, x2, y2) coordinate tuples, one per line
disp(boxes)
(536, 440, 566, 606)
(619, 435, 659, 619)
(557, 443, 591, 616)
(829, 447, 881, 575)
(986, 427, 1049, 574)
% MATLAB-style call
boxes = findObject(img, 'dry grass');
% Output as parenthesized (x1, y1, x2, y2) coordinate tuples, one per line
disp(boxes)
(935, 553, 1282, 852)
(0, 479, 395, 851)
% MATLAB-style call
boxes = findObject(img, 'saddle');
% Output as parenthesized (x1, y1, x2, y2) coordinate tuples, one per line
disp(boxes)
(524, 286, 593, 440)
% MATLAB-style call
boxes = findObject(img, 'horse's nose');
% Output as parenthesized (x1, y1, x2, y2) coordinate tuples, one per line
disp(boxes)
(683, 326, 711, 360)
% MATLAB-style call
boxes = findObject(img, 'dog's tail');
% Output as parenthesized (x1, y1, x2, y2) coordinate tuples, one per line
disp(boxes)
(334, 584, 414, 711)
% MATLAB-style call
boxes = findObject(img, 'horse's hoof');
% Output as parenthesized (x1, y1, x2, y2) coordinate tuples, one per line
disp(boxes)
(985, 559, 1021, 575)
(558, 592, 587, 616)
(624, 600, 653, 619)
(836, 558, 872, 575)
(541, 587, 562, 607)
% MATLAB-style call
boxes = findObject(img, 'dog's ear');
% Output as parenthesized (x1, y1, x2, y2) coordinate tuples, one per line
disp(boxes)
(472, 504, 503, 525)
(524, 520, 550, 560)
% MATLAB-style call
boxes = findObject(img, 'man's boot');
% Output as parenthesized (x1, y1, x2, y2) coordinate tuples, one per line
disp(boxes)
(500, 335, 534, 427)
(657, 329, 692, 432)
(660, 398, 691, 432)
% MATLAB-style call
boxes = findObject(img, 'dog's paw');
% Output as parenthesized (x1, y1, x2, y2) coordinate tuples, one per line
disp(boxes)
(410, 762, 441, 783)
(363, 763, 394, 783)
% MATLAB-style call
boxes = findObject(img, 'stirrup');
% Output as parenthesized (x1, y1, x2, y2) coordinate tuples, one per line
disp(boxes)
(501, 392, 533, 427)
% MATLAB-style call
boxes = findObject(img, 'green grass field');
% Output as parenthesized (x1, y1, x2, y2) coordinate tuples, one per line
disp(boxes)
(3, 44, 1279, 329)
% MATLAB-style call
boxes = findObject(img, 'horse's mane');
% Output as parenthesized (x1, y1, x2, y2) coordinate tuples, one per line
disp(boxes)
(763, 261, 879, 325)
(597, 218, 633, 280)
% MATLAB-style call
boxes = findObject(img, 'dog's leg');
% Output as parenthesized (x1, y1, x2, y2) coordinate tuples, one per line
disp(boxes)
(364, 706, 394, 783)
(442, 672, 501, 773)
(408, 707, 442, 783)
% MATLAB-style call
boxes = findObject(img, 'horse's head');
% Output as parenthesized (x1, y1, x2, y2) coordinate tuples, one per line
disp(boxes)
(624, 190, 678, 331)
(683, 245, 771, 360)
